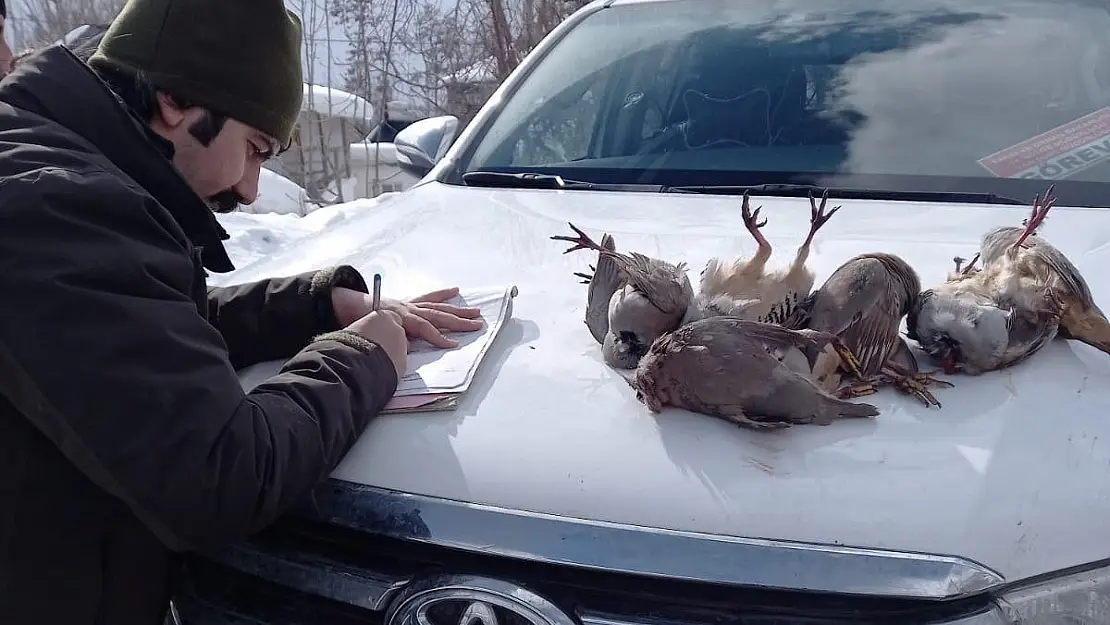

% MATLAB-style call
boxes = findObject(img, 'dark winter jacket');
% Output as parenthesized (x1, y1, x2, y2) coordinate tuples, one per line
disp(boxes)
(0, 45, 399, 624)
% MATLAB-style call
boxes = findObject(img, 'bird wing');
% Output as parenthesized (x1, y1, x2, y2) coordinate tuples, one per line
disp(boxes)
(790, 256, 913, 377)
(585, 234, 624, 344)
(982, 227, 1102, 317)
(694, 315, 823, 353)
(994, 293, 1061, 368)
(617, 251, 691, 315)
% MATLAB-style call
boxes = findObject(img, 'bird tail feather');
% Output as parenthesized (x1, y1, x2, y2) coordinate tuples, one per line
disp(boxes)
(834, 399, 880, 419)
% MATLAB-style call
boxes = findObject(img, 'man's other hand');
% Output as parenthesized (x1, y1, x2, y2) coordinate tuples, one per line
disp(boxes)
(332, 286, 484, 349)
(345, 309, 408, 376)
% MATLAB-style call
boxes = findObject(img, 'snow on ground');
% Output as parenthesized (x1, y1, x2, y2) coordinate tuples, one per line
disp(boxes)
(212, 191, 404, 282)
(239, 169, 311, 216)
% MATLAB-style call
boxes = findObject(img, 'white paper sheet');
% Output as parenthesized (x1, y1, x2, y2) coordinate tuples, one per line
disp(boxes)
(235, 285, 518, 399)
(395, 285, 517, 396)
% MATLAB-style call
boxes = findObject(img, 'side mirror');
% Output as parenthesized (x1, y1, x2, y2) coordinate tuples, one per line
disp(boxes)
(394, 115, 460, 178)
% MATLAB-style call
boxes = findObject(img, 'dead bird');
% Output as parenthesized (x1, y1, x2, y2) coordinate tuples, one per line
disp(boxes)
(552, 222, 697, 369)
(784, 252, 952, 407)
(908, 184, 1110, 374)
(696, 189, 841, 324)
(628, 316, 880, 431)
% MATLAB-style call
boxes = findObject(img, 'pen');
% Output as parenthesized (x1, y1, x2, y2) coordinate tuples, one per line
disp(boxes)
(371, 273, 382, 312)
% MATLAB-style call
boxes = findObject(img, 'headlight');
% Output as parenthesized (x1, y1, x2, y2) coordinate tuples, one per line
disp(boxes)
(953, 565, 1110, 624)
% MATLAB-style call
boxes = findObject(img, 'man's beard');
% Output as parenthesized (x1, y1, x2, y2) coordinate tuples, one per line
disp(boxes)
(208, 190, 240, 213)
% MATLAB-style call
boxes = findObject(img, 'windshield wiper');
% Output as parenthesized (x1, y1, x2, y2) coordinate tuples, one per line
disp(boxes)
(662, 183, 1025, 205)
(462, 171, 660, 192)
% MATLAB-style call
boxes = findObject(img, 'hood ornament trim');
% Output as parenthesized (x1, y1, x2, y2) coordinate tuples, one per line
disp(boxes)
(385, 575, 577, 625)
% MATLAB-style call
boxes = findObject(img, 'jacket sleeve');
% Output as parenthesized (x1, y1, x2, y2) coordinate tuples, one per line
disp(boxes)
(0, 171, 399, 552)
(207, 265, 370, 369)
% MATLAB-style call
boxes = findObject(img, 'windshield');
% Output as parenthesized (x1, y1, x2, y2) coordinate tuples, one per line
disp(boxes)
(448, 0, 1110, 206)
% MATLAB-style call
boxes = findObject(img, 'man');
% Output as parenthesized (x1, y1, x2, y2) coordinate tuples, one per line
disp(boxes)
(0, 0, 482, 623)
(0, 0, 13, 77)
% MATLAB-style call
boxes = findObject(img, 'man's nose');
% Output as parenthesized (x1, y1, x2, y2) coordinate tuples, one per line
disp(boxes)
(232, 164, 261, 205)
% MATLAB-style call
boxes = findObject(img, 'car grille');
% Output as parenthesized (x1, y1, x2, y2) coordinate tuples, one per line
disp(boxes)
(171, 481, 1000, 625)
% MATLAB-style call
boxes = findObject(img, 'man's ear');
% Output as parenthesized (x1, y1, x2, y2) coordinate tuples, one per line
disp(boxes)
(154, 92, 188, 128)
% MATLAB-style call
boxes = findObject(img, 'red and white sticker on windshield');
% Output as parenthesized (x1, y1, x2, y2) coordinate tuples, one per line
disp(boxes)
(978, 106, 1110, 180)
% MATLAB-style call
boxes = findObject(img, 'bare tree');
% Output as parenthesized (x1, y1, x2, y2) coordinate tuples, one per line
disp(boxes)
(10, 0, 124, 49)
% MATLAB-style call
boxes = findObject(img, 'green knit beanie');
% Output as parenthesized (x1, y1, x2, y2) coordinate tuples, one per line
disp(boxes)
(88, 0, 304, 146)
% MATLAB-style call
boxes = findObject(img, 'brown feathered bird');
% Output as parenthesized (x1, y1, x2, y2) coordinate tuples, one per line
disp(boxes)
(628, 316, 879, 431)
(908, 185, 1110, 374)
(784, 253, 952, 407)
(696, 189, 840, 324)
(552, 223, 696, 369)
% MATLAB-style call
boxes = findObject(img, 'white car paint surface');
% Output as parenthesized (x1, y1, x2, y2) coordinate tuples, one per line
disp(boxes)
(222, 181, 1110, 585)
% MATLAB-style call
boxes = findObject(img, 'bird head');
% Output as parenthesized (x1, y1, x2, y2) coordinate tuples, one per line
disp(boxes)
(919, 333, 964, 375)
(907, 287, 1001, 375)
(907, 287, 963, 373)
(602, 330, 649, 369)
(605, 286, 678, 368)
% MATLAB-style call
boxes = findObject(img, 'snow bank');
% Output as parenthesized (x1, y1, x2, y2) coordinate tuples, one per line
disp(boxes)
(302, 84, 375, 127)
(211, 192, 405, 281)
(240, 168, 309, 216)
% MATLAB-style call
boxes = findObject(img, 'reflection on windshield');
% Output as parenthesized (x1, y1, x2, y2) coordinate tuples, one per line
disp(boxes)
(455, 0, 1110, 207)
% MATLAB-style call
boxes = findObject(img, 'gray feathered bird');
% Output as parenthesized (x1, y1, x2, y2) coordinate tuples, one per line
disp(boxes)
(696, 189, 840, 324)
(628, 316, 880, 431)
(908, 184, 1110, 374)
(552, 222, 697, 369)
(784, 252, 952, 407)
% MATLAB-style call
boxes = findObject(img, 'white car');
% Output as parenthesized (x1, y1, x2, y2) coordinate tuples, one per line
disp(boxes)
(173, 0, 1110, 624)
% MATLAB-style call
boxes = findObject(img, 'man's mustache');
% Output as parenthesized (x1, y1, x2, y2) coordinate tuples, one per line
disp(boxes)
(208, 190, 241, 213)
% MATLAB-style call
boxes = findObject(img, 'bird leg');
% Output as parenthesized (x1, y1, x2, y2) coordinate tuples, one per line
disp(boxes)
(948, 253, 981, 282)
(834, 361, 953, 408)
(792, 189, 841, 268)
(740, 191, 772, 268)
(825, 336, 865, 380)
(1011, 184, 1057, 250)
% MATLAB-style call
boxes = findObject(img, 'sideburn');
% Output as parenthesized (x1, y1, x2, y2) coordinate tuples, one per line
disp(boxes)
(186, 110, 240, 213)
(187, 110, 226, 146)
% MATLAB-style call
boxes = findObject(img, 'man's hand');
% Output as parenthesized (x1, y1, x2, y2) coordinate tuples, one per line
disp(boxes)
(332, 286, 483, 349)
(345, 310, 409, 376)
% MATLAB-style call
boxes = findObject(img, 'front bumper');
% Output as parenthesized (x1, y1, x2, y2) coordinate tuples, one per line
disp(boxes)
(171, 480, 1020, 625)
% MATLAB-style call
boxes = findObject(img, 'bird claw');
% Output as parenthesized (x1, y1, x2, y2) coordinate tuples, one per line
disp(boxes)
(1012, 184, 1057, 250)
(948, 254, 981, 282)
(551, 222, 605, 255)
(808, 188, 841, 229)
(802, 188, 841, 247)
(888, 371, 948, 408)
(835, 369, 952, 408)
(827, 337, 865, 380)
(835, 381, 878, 399)
(741, 191, 767, 229)
(952, 253, 980, 275)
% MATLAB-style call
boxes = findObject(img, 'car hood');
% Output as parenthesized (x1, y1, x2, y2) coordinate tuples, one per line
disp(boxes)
(217, 182, 1110, 583)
